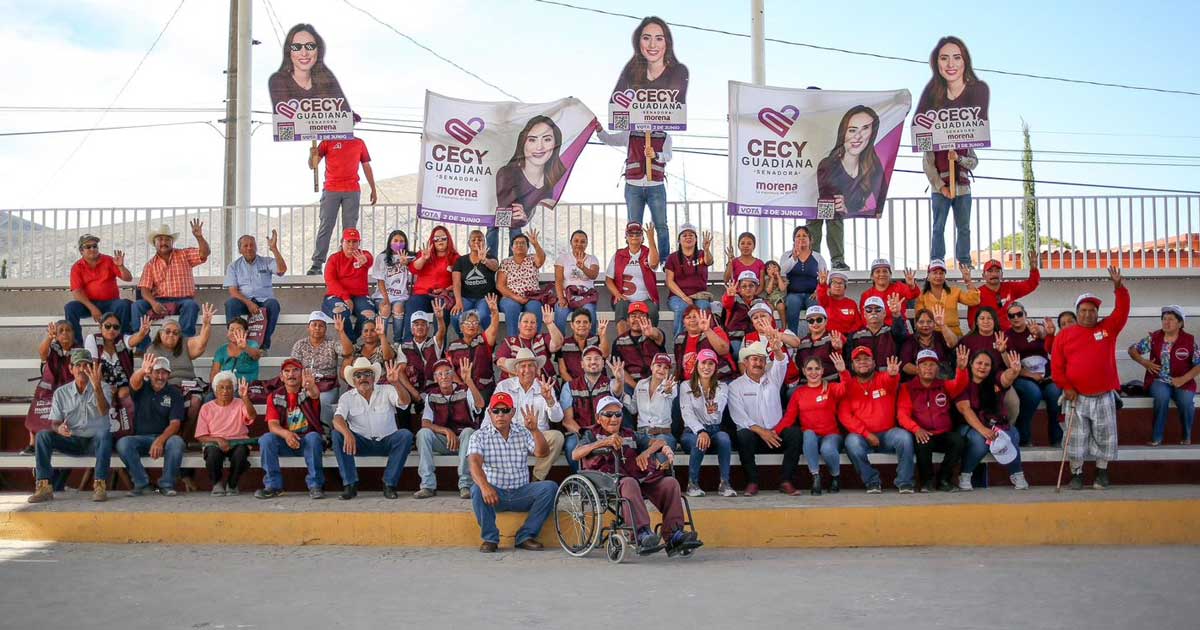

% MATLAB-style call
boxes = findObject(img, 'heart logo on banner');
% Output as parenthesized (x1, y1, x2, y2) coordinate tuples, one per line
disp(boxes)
(275, 99, 300, 119)
(612, 89, 635, 108)
(758, 105, 800, 138)
(445, 117, 486, 145)
(913, 112, 935, 129)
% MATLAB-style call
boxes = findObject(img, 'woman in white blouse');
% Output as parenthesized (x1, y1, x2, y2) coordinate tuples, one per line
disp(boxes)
(678, 349, 736, 497)
(624, 353, 678, 451)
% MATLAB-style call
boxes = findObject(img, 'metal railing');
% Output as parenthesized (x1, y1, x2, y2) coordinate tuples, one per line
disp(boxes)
(1, 195, 1196, 280)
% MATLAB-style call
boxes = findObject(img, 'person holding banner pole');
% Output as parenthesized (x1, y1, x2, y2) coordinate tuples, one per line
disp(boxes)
(306, 138, 376, 276)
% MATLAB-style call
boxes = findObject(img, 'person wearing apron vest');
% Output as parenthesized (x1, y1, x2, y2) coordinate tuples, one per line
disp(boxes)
(257, 358, 327, 500)
(414, 359, 484, 499)
(1129, 305, 1200, 446)
(446, 295, 501, 403)
(558, 345, 623, 473)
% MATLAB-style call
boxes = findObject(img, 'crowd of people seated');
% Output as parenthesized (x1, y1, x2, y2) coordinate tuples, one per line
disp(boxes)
(24, 219, 1196, 551)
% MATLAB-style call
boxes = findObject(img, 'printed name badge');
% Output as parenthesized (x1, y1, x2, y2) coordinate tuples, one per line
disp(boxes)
(1094, 331, 1107, 341)
(816, 395, 826, 403)
(872, 389, 884, 399)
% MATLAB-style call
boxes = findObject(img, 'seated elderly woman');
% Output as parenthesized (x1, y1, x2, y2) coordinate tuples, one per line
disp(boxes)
(572, 396, 702, 558)
(194, 370, 257, 496)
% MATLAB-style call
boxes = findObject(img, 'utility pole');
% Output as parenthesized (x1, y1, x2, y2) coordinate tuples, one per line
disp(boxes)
(220, 0, 253, 266)
(750, 0, 770, 255)
(235, 0, 253, 235)
(221, 0, 238, 266)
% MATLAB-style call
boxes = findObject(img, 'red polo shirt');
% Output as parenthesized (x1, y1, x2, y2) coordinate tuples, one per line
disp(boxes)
(70, 255, 121, 301)
(318, 138, 371, 193)
(836, 370, 900, 437)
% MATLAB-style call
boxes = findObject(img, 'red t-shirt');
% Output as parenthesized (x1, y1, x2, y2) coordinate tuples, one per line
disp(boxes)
(1051, 286, 1130, 396)
(319, 138, 371, 193)
(70, 255, 121, 302)
(324, 250, 373, 300)
(409, 254, 457, 296)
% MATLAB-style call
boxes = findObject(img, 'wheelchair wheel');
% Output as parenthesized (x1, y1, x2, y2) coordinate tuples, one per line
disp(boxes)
(606, 533, 627, 564)
(554, 475, 604, 557)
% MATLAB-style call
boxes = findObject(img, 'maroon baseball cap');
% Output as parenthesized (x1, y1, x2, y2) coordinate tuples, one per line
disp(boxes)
(625, 222, 643, 235)
(280, 358, 304, 372)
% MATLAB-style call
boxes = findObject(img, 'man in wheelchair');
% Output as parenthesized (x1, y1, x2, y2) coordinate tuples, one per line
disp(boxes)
(571, 396, 703, 557)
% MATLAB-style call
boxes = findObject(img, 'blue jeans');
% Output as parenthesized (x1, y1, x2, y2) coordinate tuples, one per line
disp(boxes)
(332, 429, 414, 488)
(802, 430, 843, 477)
(844, 427, 914, 488)
(485, 226, 524, 259)
(115, 433, 184, 490)
(225, 297, 281, 350)
(416, 427, 475, 490)
(454, 296, 494, 339)
(931, 192, 973, 266)
(499, 297, 542, 338)
(784, 292, 817, 338)
(132, 297, 199, 351)
(35, 429, 112, 482)
(1149, 380, 1196, 443)
(625, 184, 670, 258)
(259, 431, 326, 491)
(402, 294, 440, 342)
(64, 298, 132, 345)
(680, 426, 732, 485)
(470, 480, 558, 545)
(554, 303, 597, 337)
(960, 424, 1023, 475)
(1012, 377, 1063, 446)
(375, 298, 411, 345)
(564, 432, 584, 473)
(322, 295, 376, 344)
(668, 296, 711, 338)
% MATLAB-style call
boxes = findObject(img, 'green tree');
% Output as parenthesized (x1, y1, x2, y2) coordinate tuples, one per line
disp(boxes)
(1021, 118, 1039, 268)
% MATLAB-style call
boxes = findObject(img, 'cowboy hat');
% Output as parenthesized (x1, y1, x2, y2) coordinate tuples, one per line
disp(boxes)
(502, 347, 547, 373)
(147, 224, 179, 245)
(342, 357, 383, 384)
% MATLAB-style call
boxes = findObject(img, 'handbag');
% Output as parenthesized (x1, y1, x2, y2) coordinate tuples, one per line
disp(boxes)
(565, 285, 599, 309)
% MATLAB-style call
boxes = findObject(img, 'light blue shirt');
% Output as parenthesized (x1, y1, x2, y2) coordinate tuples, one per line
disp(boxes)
(223, 255, 281, 301)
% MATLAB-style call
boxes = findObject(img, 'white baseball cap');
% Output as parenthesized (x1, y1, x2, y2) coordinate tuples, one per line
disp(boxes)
(410, 310, 434, 323)
(736, 270, 761, 285)
(863, 296, 886, 310)
(749, 302, 775, 318)
(805, 305, 828, 318)
(870, 258, 892, 272)
(307, 311, 334, 324)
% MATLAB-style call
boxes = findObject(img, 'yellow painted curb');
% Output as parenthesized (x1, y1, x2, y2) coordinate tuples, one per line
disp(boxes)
(3, 500, 1199, 547)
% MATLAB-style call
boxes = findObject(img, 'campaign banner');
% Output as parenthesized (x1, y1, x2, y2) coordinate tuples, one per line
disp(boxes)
(727, 81, 911, 220)
(607, 17, 689, 131)
(608, 86, 687, 131)
(910, 85, 991, 152)
(268, 24, 355, 141)
(417, 91, 599, 228)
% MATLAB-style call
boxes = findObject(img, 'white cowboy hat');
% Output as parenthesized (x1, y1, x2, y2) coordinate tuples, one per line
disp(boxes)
(342, 357, 382, 384)
(502, 347, 547, 373)
(147, 224, 179, 245)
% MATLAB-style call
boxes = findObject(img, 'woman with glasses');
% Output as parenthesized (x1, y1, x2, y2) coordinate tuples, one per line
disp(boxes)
(268, 24, 352, 117)
(148, 305, 216, 433)
(405, 226, 460, 341)
(1004, 302, 1062, 446)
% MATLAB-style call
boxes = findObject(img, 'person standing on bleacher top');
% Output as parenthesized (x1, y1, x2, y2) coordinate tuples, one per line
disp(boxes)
(27, 349, 112, 504)
(1052, 266, 1129, 491)
(65, 234, 132, 345)
(223, 231, 286, 351)
(306, 136, 377, 276)
(131, 221, 209, 351)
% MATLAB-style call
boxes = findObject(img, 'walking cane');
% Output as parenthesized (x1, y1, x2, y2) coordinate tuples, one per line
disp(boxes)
(1055, 400, 1078, 493)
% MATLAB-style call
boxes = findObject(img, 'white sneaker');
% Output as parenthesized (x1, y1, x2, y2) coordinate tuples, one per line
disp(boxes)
(958, 473, 973, 491)
(210, 482, 227, 497)
(686, 482, 706, 498)
(718, 480, 738, 497)
(1010, 472, 1029, 490)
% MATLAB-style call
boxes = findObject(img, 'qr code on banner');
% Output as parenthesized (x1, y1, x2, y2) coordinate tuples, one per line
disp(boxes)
(494, 208, 513, 228)
(610, 111, 630, 130)
(816, 200, 836, 219)
(915, 133, 933, 152)
(276, 123, 295, 142)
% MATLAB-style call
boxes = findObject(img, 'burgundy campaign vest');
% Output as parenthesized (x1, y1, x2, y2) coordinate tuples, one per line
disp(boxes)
(625, 132, 667, 182)
(903, 379, 955, 435)
(722, 297, 762, 341)
(568, 374, 611, 431)
(268, 387, 323, 435)
(399, 337, 440, 392)
(559, 335, 601, 378)
(849, 326, 900, 370)
(1147, 329, 1197, 393)
(446, 335, 495, 393)
(673, 333, 736, 382)
(795, 333, 839, 382)
(609, 247, 661, 307)
(499, 333, 557, 381)
(425, 384, 479, 434)
(614, 332, 663, 381)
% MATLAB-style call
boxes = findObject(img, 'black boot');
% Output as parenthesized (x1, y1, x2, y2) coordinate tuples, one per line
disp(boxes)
(339, 483, 358, 500)
(810, 473, 823, 496)
(829, 476, 840, 493)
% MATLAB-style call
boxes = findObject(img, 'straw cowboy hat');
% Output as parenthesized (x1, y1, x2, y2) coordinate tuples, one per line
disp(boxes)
(502, 347, 546, 373)
(147, 224, 179, 245)
(342, 357, 382, 384)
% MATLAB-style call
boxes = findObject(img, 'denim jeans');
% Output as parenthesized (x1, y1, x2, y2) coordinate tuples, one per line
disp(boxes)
(132, 297, 199, 351)
(470, 480, 558, 545)
(485, 226, 524, 260)
(402, 294, 439, 342)
(225, 297, 281, 350)
(322, 295, 376, 345)
(115, 433, 185, 490)
(376, 298, 411, 345)
(931, 192, 973, 266)
(259, 431, 326, 490)
(960, 424, 1023, 475)
(844, 427, 915, 488)
(312, 190, 361, 267)
(499, 297, 543, 338)
(680, 426, 732, 485)
(625, 184, 670, 258)
(802, 430, 843, 477)
(64, 298, 132, 345)
(1012, 376, 1063, 446)
(35, 429, 112, 482)
(416, 427, 475, 490)
(635, 430, 677, 455)
(784, 292, 817, 338)
(454, 297, 494, 339)
(554, 303, 597, 338)
(564, 432, 584, 473)
(668, 296, 711, 338)
(332, 429, 415, 488)
(1149, 380, 1196, 443)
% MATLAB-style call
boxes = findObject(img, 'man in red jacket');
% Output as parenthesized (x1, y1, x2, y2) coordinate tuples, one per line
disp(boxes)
(1051, 267, 1128, 490)
(969, 260, 1041, 331)
(838, 346, 912, 493)
(898, 347, 970, 491)
(322, 228, 375, 343)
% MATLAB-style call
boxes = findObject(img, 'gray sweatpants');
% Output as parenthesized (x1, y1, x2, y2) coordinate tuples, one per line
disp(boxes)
(311, 190, 361, 266)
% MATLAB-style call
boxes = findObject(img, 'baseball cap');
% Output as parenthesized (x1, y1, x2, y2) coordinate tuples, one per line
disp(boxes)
(307, 311, 334, 324)
(749, 302, 774, 318)
(828, 270, 849, 283)
(1075, 293, 1102, 309)
(628, 302, 649, 315)
(582, 345, 604, 357)
(678, 222, 698, 237)
(1162, 305, 1186, 322)
(983, 260, 1003, 272)
(594, 395, 623, 415)
(805, 305, 828, 318)
(696, 348, 719, 364)
(652, 353, 673, 367)
(736, 270, 761, 285)
(150, 356, 173, 373)
(488, 392, 515, 409)
(342, 228, 361, 242)
(927, 259, 948, 272)
(916, 349, 939, 364)
(851, 346, 874, 360)
(78, 234, 100, 249)
(625, 222, 643, 235)
(280, 358, 304, 372)
(410, 310, 434, 324)
(863, 296, 886, 310)
(70, 348, 93, 365)
(870, 258, 892, 272)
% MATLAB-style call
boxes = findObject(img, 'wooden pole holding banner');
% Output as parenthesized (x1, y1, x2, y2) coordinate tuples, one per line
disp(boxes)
(644, 132, 652, 184)
(312, 140, 320, 193)
(948, 151, 958, 199)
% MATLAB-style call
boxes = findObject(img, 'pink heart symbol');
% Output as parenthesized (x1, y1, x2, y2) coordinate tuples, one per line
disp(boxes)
(445, 117, 486, 145)
(914, 112, 935, 129)
(274, 99, 300, 119)
(758, 105, 800, 138)
(612, 89, 635, 108)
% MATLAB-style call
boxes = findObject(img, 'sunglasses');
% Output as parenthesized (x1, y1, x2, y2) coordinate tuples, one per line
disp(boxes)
(864, 307, 884, 313)
(598, 411, 623, 419)
(806, 317, 826, 324)
(432, 236, 448, 243)
(102, 324, 121, 330)
(80, 244, 99, 250)
(289, 42, 318, 51)
(490, 407, 513, 415)
(1008, 312, 1025, 319)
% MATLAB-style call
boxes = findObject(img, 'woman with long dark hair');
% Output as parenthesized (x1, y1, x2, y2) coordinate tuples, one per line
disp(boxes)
(268, 24, 352, 114)
(955, 349, 1027, 490)
(817, 106, 886, 216)
(372, 230, 413, 343)
(488, 116, 568, 255)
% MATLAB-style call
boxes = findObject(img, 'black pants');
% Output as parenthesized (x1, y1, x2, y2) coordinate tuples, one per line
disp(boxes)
(914, 431, 965, 484)
(736, 426, 803, 485)
(203, 443, 250, 487)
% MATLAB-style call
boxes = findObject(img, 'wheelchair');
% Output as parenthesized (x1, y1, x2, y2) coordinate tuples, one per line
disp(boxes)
(553, 453, 701, 564)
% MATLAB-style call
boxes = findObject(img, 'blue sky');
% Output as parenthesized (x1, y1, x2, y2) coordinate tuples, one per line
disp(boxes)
(2, 0, 1198, 210)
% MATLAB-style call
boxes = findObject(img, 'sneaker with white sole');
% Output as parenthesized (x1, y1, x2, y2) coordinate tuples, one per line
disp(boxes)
(686, 482, 706, 498)
(1010, 472, 1029, 490)
(958, 473, 973, 491)
(718, 480, 737, 497)
(211, 482, 227, 497)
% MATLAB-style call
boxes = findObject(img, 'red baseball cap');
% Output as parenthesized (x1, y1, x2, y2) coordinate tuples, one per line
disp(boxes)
(851, 346, 874, 360)
(280, 358, 304, 372)
(342, 228, 361, 242)
(629, 302, 649, 315)
(488, 392, 515, 408)
(625, 222, 643, 235)
(983, 260, 1003, 272)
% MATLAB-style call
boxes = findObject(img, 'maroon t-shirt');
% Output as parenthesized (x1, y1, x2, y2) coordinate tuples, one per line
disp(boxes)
(1005, 328, 1047, 360)
(665, 250, 709, 296)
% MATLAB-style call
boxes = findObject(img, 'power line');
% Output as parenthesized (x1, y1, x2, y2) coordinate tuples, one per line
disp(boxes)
(1, 120, 213, 137)
(341, 0, 521, 101)
(260, 0, 285, 46)
(0, 106, 224, 113)
(533, 0, 1200, 97)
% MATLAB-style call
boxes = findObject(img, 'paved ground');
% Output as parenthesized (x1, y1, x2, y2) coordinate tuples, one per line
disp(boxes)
(0, 542, 1196, 629)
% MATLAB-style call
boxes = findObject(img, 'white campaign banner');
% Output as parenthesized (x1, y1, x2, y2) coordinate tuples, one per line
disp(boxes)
(727, 82, 911, 220)
(417, 91, 598, 228)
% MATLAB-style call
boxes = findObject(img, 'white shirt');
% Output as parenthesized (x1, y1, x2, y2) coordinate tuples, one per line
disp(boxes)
(624, 377, 676, 430)
(494, 376, 563, 432)
(334, 385, 409, 440)
(678, 381, 730, 433)
(606, 248, 649, 302)
(555, 251, 599, 290)
(728, 356, 789, 430)
(370, 254, 412, 303)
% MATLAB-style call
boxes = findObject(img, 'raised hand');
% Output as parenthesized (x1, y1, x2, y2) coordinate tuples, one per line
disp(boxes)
(385, 359, 403, 384)
(830, 352, 846, 373)
(527, 228, 540, 245)
(538, 375, 556, 403)
(933, 304, 947, 328)
(86, 361, 103, 387)
(521, 404, 539, 432)
(139, 314, 152, 335)
(201, 303, 216, 325)
(724, 244, 735, 260)
(606, 356, 625, 379)
(1004, 350, 1021, 370)
(190, 218, 204, 238)
(238, 377, 250, 399)
(699, 311, 713, 333)
(267, 229, 279, 251)
(458, 357, 473, 382)
(661, 374, 676, 395)
(818, 269, 829, 286)
(643, 222, 656, 235)
(113, 249, 125, 268)
(597, 318, 610, 339)
(993, 333, 1008, 353)
(1107, 265, 1123, 288)
(333, 313, 345, 332)
(702, 231, 714, 250)
(904, 268, 916, 286)
(1042, 317, 1057, 336)
(541, 303, 554, 325)
(886, 356, 901, 377)
(887, 293, 903, 318)
(374, 316, 386, 334)
(141, 352, 158, 374)
(432, 299, 445, 321)
(956, 345, 970, 369)
(830, 330, 844, 351)
(230, 327, 247, 349)
(302, 368, 317, 390)
(45, 322, 56, 339)
(485, 293, 499, 313)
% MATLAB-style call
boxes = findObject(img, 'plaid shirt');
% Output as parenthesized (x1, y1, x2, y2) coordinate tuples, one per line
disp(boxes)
(138, 248, 203, 299)
(466, 421, 536, 490)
